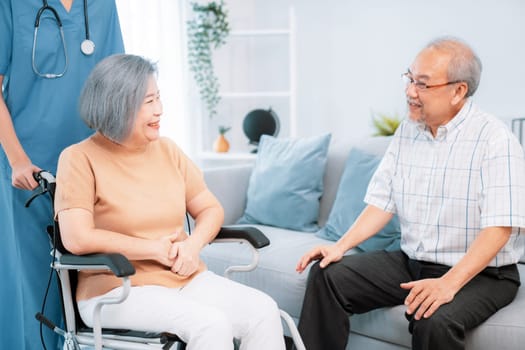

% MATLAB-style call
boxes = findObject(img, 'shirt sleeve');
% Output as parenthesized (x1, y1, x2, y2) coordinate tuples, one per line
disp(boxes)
(480, 129, 525, 229)
(364, 122, 405, 214)
(54, 146, 96, 217)
(0, 0, 13, 75)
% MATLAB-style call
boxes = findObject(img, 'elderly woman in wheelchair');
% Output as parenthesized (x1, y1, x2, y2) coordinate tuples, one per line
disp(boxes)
(53, 54, 286, 350)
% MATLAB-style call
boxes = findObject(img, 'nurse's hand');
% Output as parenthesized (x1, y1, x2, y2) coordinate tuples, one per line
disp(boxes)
(11, 161, 41, 190)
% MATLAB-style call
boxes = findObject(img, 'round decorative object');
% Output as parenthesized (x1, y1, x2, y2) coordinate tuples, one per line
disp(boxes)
(242, 108, 280, 146)
(213, 134, 230, 153)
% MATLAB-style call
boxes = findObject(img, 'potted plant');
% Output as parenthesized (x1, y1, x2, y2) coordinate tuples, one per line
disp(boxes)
(371, 111, 402, 136)
(213, 125, 231, 153)
(187, 1, 230, 119)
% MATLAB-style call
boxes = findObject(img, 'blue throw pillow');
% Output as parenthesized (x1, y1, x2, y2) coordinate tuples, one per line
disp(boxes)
(237, 133, 331, 232)
(316, 147, 401, 251)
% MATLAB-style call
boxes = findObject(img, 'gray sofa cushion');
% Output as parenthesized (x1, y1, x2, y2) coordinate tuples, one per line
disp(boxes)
(464, 274, 525, 349)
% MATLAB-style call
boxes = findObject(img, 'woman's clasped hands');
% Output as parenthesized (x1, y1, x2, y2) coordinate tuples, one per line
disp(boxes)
(155, 231, 201, 276)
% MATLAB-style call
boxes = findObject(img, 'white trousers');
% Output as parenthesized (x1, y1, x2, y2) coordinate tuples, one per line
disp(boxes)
(78, 270, 285, 350)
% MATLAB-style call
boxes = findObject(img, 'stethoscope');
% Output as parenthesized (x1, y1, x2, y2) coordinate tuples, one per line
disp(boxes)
(32, 0, 95, 79)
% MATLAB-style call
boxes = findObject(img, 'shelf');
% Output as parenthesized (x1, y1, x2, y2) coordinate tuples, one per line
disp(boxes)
(219, 91, 291, 98)
(189, 4, 297, 165)
(199, 151, 257, 160)
(230, 29, 291, 37)
(198, 151, 257, 168)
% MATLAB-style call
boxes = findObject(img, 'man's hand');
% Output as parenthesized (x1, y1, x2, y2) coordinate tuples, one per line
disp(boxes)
(169, 236, 201, 276)
(296, 244, 345, 273)
(400, 278, 458, 320)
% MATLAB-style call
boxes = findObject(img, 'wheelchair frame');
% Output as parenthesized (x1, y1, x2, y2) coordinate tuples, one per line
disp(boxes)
(31, 171, 305, 350)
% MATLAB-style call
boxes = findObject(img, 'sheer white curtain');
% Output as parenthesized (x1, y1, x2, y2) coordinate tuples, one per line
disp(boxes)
(115, 0, 193, 154)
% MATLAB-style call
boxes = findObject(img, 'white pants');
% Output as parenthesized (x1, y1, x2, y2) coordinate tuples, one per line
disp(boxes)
(78, 270, 285, 350)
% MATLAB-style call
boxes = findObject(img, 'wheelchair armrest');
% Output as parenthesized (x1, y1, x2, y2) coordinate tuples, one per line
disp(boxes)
(59, 253, 135, 277)
(215, 226, 270, 249)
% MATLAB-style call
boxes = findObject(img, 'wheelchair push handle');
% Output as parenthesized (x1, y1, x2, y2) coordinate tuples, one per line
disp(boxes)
(25, 170, 56, 208)
(36, 312, 77, 347)
(33, 170, 56, 185)
(35, 312, 56, 331)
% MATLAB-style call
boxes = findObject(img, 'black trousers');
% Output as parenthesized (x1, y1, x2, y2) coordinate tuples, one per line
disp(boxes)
(297, 250, 520, 350)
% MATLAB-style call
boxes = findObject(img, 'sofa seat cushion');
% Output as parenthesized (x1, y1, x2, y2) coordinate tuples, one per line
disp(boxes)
(465, 264, 525, 349)
(351, 306, 411, 348)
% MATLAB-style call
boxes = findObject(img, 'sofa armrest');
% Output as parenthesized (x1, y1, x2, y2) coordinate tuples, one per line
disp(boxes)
(203, 164, 253, 225)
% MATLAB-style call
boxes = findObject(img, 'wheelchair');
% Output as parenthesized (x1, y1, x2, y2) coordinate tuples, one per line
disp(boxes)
(28, 171, 305, 350)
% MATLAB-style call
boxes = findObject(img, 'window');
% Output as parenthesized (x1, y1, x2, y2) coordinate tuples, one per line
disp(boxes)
(116, 0, 191, 154)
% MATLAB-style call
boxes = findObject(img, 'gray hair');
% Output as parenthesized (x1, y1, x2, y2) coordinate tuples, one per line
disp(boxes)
(425, 36, 482, 97)
(79, 54, 157, 142)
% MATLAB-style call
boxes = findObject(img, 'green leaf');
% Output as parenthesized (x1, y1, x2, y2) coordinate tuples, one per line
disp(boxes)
(371, 112, 402, 136)
(218, 125, 231, 134)
(187, 1, 230, 118)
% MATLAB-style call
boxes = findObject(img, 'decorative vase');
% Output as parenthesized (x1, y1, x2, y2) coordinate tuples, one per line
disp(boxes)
(213, 134, 230, 153)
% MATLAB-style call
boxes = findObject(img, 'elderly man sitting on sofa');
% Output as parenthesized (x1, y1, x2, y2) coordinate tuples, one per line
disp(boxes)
(296, 36, 525, 350)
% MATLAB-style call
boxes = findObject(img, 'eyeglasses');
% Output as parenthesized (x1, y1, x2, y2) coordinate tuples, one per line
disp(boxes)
(401, 72, 461, 91)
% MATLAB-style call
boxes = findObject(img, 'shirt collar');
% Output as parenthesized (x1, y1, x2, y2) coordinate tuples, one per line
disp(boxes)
(415, 98, 473, 141)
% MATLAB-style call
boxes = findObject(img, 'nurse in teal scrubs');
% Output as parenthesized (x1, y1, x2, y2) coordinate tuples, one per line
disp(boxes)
(0, 0, 124, 348)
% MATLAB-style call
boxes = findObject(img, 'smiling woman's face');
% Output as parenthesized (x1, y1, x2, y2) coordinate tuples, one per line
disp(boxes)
(123, 75, 163, 147)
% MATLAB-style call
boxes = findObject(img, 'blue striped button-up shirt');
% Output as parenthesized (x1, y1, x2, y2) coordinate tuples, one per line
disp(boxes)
(365, 99, 525, 266)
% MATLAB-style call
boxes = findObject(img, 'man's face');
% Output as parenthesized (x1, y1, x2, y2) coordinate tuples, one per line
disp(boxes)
(404, 48, 464, 132)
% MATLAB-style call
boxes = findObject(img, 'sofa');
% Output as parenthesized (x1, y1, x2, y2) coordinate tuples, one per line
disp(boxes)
(200, 135, 525, 350)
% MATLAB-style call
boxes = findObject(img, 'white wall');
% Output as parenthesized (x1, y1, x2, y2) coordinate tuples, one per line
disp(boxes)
(211, 0, 525, 145)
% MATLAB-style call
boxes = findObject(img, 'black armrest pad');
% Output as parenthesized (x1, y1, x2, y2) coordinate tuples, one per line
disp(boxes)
(215, 226, 270, 249)
(59, 253, 135, 277)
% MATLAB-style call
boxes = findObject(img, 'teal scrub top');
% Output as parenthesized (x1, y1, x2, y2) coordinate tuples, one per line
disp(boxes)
(0, 0, 125, 175)
(0, 1, 124, 349)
